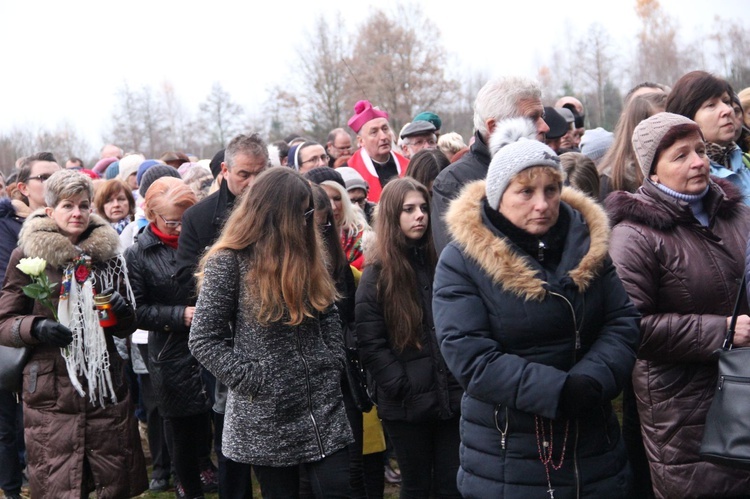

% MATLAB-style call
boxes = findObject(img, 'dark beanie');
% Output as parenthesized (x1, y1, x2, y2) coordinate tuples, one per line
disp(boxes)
(210, 149, 225, 179)
(136, 160, 163, 185)
(139, 164, 181, 197)
(303, 167, 346, 190)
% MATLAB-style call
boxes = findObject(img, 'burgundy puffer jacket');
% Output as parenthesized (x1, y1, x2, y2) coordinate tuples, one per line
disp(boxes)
(607, 178, 750, 498)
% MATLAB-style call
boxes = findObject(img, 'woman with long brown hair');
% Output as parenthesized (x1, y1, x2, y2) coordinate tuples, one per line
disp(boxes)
(356, 177, 462, 498)
(598, 92, 666, 199)
(189, 167, 353, 498)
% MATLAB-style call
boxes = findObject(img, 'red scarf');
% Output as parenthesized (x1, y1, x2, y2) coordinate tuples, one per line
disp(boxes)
(150, 223, 179, 249)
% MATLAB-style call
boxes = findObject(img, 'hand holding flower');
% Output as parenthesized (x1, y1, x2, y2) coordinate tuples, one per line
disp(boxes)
(16, 257, 58, 321)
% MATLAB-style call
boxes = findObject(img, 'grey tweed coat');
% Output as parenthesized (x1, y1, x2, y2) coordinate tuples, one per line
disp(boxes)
(189, 248, 353, 466)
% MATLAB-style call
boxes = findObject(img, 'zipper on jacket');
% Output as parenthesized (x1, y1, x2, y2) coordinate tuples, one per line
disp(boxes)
(494, 406, 509, 450)
(718, 375, 750, 390)
(601, 406, 611, 446)
(296, 326, 326, 458)
(157, 333, 175, 361)
(549, 292, 582, 351)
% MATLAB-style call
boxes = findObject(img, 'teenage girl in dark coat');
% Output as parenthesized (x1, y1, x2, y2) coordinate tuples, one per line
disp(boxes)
(356, 177, 463, 498)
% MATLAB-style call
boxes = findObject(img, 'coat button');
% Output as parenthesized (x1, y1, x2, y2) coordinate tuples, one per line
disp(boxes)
(164, 325, 171, 332)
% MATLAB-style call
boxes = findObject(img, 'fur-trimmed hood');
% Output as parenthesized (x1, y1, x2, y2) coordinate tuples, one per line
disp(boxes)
(18, 208, 121, 267)
(445, 181, 610, 301)
(606, 177, 744, 230)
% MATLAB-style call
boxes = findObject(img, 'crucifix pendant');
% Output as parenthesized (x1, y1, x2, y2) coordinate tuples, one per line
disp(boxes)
(547, 487, 555, 499)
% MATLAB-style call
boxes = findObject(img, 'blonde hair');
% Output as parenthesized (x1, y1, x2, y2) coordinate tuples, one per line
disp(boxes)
(321, 180, 369, 238)
(438, 132, 466, 158)
(198, 168, 336, 326)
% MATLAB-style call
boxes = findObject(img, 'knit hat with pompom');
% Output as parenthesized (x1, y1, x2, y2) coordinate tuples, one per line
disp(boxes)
(347, 100, 389, 134)
(485, 117, 561, 209)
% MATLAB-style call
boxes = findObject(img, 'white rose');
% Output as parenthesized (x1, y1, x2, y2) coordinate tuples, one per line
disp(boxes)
(16, 257, 47, 277)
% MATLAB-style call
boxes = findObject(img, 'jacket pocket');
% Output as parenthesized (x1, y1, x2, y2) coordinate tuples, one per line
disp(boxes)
(24, 359, 57, 409)
(236, 359, 265, 401)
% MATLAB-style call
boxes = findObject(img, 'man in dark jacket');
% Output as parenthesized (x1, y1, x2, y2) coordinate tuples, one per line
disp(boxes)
(175, 133, 269, 499)
(430, 76, 550, 253)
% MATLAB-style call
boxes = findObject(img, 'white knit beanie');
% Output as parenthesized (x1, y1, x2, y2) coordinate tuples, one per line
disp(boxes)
(485, 118, 561, 209)
(118, 154, 145, 183)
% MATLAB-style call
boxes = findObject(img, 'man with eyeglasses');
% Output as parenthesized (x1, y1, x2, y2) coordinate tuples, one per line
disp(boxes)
(0, 151, 60, 499)
(15, 152, 61, 212)
(400, 121, 438, 160)
(326, 128, 353, 167)
(346, 100, 409, 203)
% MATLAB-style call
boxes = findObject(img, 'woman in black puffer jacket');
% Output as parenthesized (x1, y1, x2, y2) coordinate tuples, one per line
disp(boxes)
(433, 119, 640, 499)
(125, 177, 211, 499)
(356, 177, 463, 499)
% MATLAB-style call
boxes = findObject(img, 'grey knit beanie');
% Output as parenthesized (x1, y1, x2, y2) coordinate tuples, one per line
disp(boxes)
(580, 127, 614, 165)
(139, 164, 181, 198)
(632, 112, 701, 179)
(485, 118, 561, 209)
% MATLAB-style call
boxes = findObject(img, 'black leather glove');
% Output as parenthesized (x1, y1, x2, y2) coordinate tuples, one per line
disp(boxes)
(559, 374, 602, 418)
(101, 288, 130, 319)
(31, 319, 73, 347)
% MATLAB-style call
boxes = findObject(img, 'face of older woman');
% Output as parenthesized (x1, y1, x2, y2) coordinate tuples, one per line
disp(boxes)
(103, 189, 130, 222)
(154, 203, 188, 237)
(46, 193, 91, 243)
(693, 92, 736, 146)
(650, 132, 709, 195)
(499, 171, 560, 236)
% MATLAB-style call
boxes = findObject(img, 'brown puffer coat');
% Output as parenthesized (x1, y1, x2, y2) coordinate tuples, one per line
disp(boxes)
(607, 178, 750, 498)
(0, 210, 147, 499)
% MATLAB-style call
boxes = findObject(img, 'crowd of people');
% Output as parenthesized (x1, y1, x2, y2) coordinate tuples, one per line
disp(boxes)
(0, 68, 749, 499)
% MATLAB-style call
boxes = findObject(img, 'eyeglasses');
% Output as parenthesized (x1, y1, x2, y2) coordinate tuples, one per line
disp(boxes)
(407, 138, 437, 147)
(331, 145, 352, 153)
(158, 214, 182, 228)
(27, 174, 53, 183)
(300, 154, 330, 165)
(304, 207, 315, 220)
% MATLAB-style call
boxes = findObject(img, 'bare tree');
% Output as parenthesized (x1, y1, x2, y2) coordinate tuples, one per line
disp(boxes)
(0, 123, 92, 174)
(576, 23, 618, 127)
(264, 86, 306, 142)
(139, 86, 168, 157)
(160, 81, 205, 155)
(198, 82, 246, 151)
(440, 66, 489, 141)
(710, 16, 750, 91)
(0, 128, 34, 174)
(345, 5, 459, 132)
(107, 83, 147, 154)
(35, 122, 93, 164)
(632, 0, 688, 87)
(297, 13, 350, 138)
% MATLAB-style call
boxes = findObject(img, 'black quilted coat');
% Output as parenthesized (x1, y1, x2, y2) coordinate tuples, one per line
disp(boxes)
(125, 225, 211, 418)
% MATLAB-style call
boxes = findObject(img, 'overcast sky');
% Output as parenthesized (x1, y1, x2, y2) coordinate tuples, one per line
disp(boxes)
(0, 0, 742, 151)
